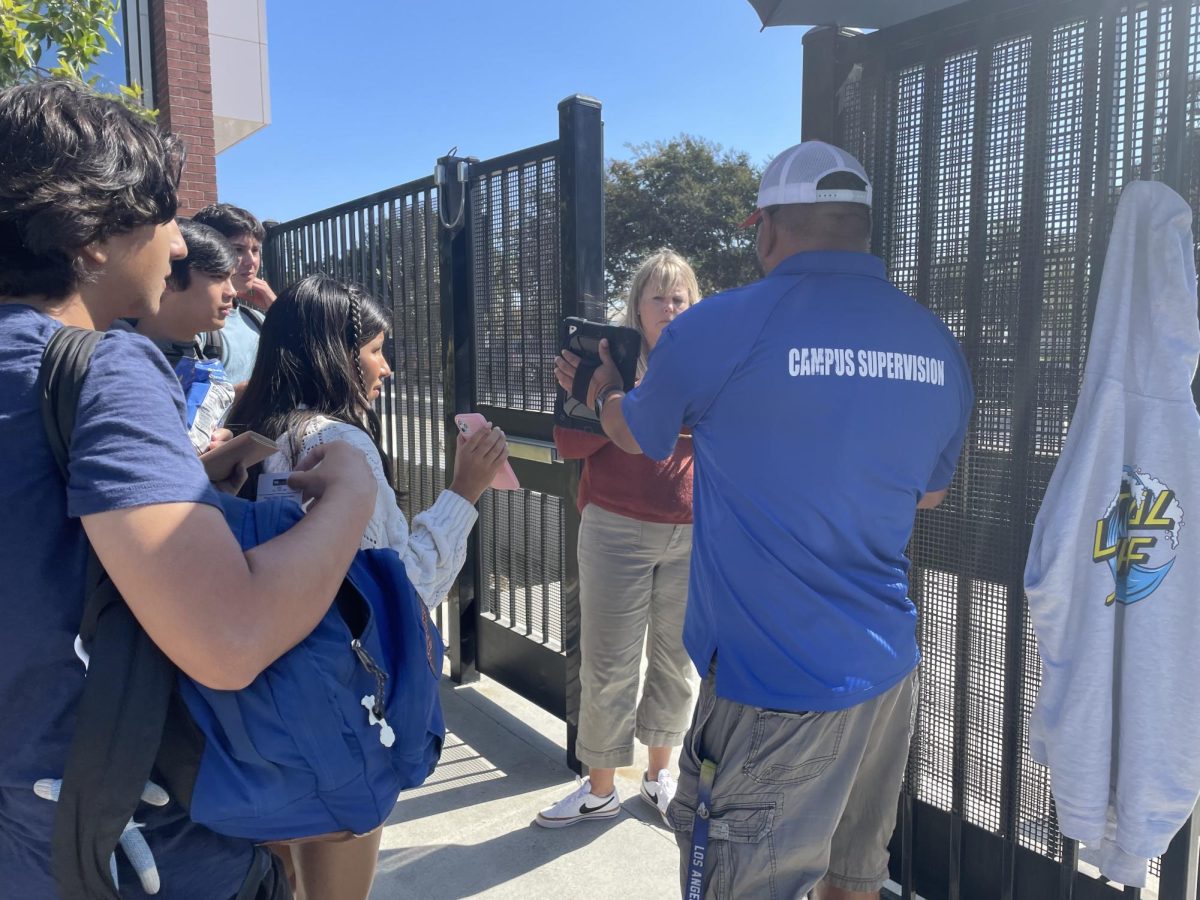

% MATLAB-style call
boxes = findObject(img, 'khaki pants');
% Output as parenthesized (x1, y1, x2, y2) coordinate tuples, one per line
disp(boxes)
(667, 667, 918, 898)
(575, 504, 697, 768)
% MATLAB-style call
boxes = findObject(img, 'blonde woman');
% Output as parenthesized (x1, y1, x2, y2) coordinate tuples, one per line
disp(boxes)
(541, 249, 700, 827)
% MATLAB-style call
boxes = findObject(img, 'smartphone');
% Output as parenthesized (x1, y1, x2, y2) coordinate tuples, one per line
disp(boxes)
(453, 413, 520, 491)
(200, 430, 279, 483)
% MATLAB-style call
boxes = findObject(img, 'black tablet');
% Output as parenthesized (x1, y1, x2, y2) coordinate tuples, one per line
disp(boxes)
(554, 317, 642, 434)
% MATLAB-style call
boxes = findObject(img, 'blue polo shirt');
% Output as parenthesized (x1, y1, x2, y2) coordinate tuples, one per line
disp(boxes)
(622, 251, 973, 712)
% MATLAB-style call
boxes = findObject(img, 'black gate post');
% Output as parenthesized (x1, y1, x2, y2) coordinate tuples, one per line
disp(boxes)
(801, 26, 862, 144)
(1160, 805, 1200, 900)
(438, 153, 481, 685)
(262, 223, 282, 288)
(558, 94, 604, 774)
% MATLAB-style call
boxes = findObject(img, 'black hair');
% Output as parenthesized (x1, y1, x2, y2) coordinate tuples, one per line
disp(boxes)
(0, 79, 183, 300)
(191, 203, 266, 242)
(169, 219, 237, 290)
(228, 273, 396, 490)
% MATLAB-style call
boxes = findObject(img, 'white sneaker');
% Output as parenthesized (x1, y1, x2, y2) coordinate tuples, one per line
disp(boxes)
(535, 777, 620, 828)
(640, 768, 676, 823)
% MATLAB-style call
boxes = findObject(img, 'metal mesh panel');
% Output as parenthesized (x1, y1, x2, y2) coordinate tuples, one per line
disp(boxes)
(468, 148, 569, 658)
(931, 51, 976, 346)
(887, 67, 925, 297)
(1017, 597, 1055, 854)
(478, 489, 566, 650)
(910, 569, 957, 812)
(1011, 18, 1099, 860)
(1108, 4, 1176, 186)
(960, 37, 1031, 839)
(470, 152, 561, 414)
(1034, 20, 1092, 462)
(964, 579, 1007, 832)
(906, 51, 976, 819)
(835, 2, 1200, 895)
(1153, 4, 1175, 181)
(1113, 6, 1148, 185)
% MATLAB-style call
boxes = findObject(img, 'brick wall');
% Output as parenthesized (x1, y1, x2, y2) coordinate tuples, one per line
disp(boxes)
(150, 0, 217, 214)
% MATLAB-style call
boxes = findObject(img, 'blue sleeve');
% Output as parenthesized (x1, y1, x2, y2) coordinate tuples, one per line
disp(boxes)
(927, 350, 974, 492)
(66, 330, 221, 517)
(622, 321, 724, 461)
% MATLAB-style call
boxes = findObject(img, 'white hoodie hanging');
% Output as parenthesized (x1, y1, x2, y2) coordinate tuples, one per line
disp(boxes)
(1025, 180, 1200, 888)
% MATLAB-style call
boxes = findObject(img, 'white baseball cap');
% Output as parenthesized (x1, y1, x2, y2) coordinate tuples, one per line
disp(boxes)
(741, 140, 872, 227)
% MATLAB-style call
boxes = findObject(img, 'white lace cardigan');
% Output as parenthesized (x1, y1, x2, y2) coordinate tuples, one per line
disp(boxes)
(261, 415, 477, 610)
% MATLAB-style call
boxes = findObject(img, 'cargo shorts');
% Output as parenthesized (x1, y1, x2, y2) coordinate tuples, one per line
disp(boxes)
(665, 665, 917, 899)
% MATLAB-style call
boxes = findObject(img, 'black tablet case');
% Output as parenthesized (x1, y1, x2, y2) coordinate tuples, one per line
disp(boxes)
(554, 318, 642, 435)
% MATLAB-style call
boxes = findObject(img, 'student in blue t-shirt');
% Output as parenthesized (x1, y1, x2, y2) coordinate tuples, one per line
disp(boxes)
(191, 203, 274, 388)
(561, 141, 974, 900)
(0, 79, 377, 899)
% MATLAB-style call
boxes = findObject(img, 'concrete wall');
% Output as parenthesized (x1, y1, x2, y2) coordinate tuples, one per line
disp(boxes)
(207, 0, 270, 153)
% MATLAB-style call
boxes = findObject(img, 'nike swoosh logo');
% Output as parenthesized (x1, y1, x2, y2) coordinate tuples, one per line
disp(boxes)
(645, 790, 659, 803)
(580, 800, 611, 814)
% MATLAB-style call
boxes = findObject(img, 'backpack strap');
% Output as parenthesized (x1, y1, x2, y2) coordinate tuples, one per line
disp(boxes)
(238, 303, 266, 331)
(39, 326, 103, 480)
(37, 326, 181, 900)
(197, 327, 224, 361)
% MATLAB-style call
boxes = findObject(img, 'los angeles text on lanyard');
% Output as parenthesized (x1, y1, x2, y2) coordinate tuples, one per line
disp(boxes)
(685, 759, 718, 900)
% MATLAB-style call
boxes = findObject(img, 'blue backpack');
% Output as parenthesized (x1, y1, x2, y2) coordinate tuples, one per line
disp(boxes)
(39, 326, 445, 898)
(182, 493, 445, 841)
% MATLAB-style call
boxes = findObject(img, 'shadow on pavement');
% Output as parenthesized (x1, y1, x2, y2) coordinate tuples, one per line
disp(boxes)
(375, 818, 615, 899)
(385, 680, 574, 829)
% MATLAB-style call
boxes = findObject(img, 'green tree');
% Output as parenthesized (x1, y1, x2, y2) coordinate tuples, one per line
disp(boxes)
(0, 0, 144, 107)
(605, 135, 761, 317)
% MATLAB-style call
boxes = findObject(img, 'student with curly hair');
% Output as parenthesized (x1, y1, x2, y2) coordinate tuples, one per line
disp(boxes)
(0, 79, 377, 899)
(191, 203, 274, 387)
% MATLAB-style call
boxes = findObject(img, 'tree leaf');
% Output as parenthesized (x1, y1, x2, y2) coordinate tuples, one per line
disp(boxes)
(605, 135, 761, 313)
(0, 0, 147, 117)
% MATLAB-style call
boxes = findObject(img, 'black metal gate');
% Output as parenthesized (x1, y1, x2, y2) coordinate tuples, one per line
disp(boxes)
(263, 96, 603, 770)
(803, 2, 1200, 898)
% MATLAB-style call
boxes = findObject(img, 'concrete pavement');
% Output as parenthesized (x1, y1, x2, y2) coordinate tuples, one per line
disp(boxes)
(371, 675, 682, 900)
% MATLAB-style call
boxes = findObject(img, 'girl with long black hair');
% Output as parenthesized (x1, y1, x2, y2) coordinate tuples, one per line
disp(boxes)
(228, 272, 508, 900)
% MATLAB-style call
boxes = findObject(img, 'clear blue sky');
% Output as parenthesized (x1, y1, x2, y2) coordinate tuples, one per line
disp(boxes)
(215, 0, 807, 223)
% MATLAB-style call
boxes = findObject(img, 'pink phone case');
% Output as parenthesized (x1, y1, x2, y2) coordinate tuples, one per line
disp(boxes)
(453, 414, 520, 491)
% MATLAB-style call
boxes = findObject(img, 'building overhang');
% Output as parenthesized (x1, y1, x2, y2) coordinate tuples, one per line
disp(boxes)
(747, 0, 965, 29)
(209, 0, 270, 153)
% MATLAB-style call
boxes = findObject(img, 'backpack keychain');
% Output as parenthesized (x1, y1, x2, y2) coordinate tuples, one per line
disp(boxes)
(360, 695, 395, 747)
(352, 638, 395, 747)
